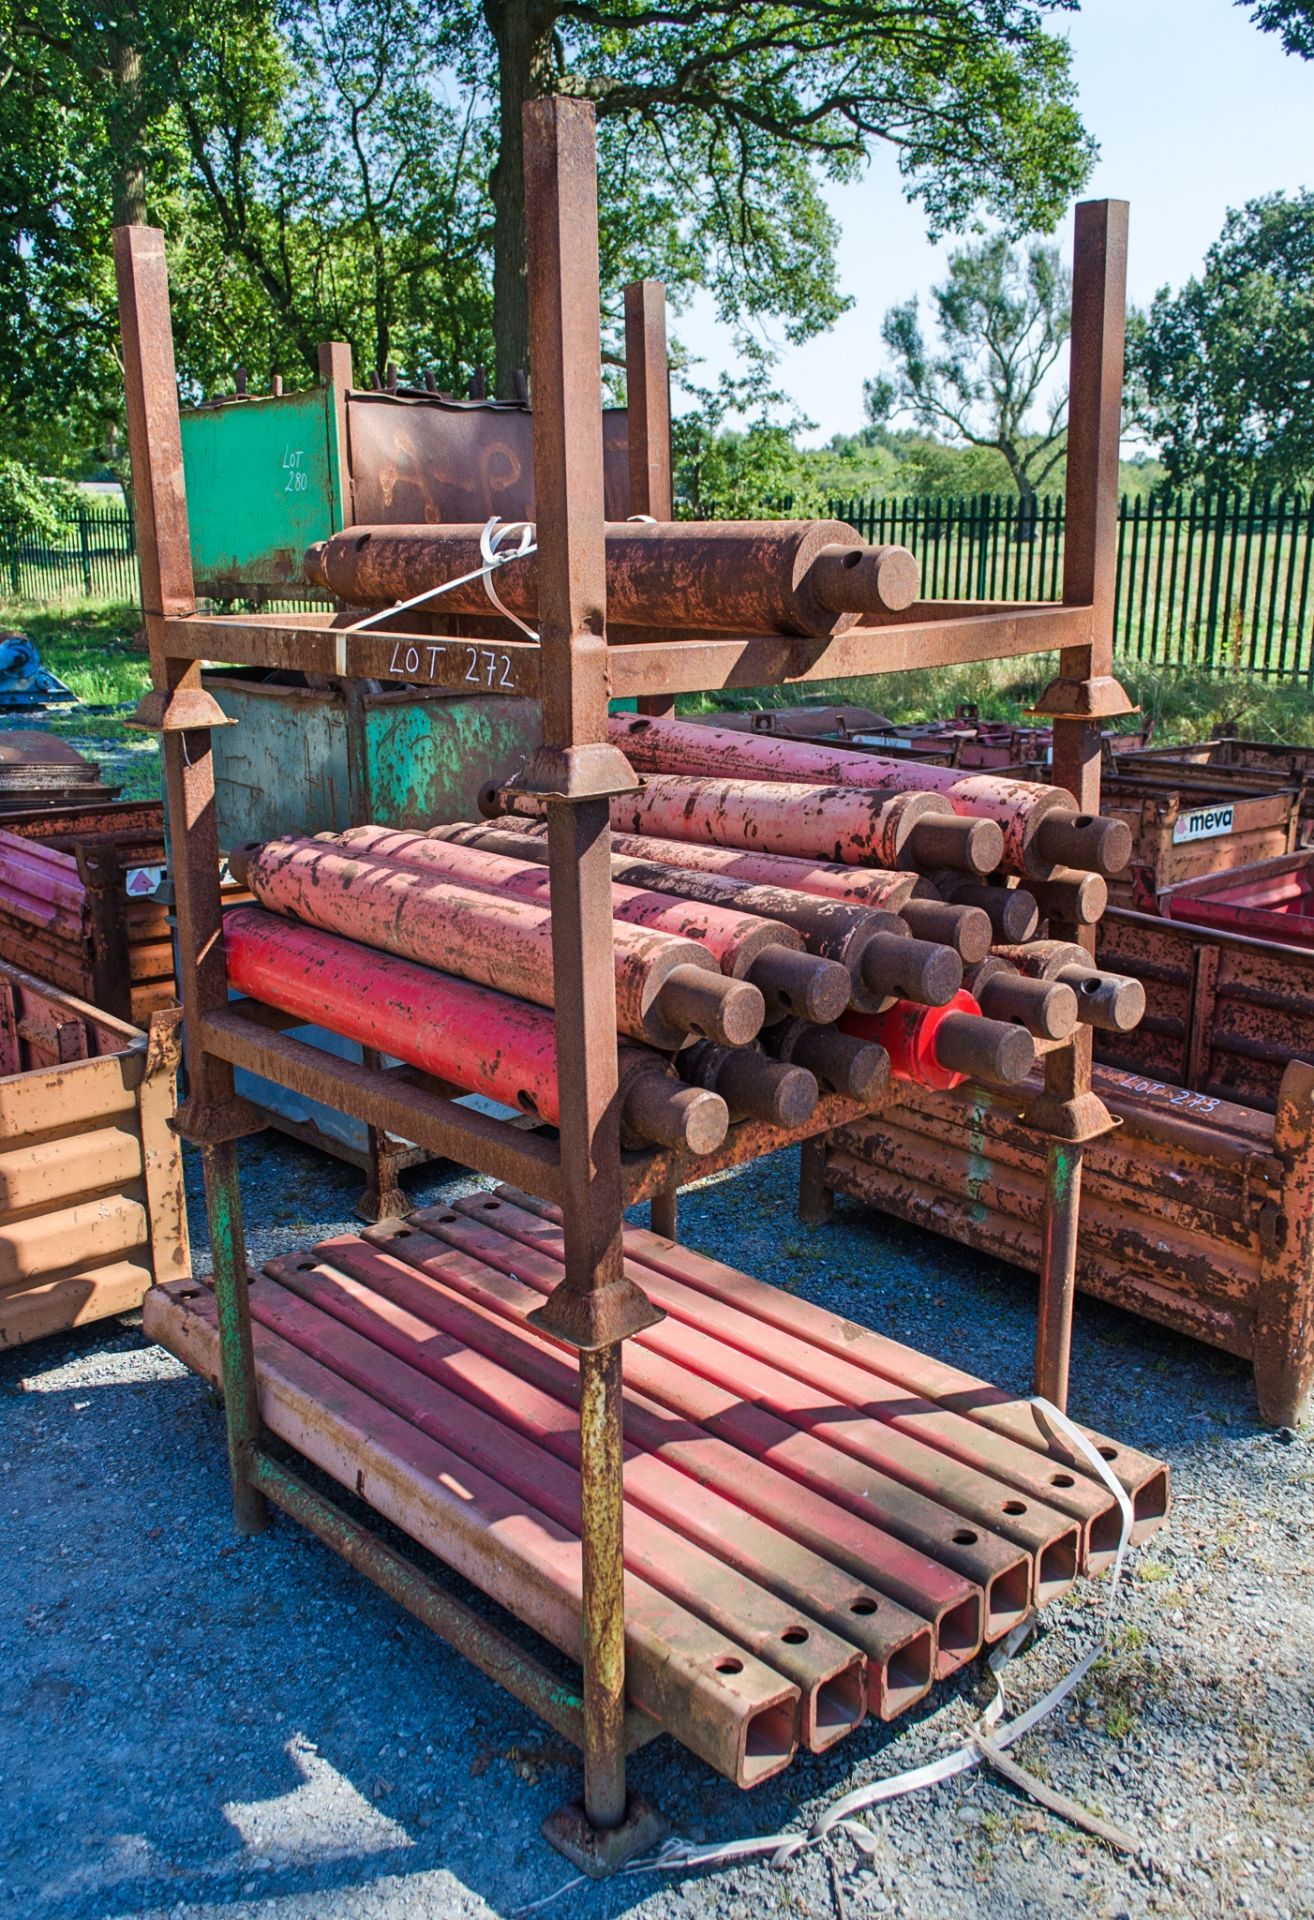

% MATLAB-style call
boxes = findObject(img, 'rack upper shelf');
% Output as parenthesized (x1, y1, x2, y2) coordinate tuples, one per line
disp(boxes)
(157, 600, 1093, 701)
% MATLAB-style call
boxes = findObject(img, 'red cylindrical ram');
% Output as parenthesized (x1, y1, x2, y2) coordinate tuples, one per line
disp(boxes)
(343, 822, 795, 977)
(606, 775, 1003, 877)
(230, 836, 760, 1051)
(1028, 868, 1110, 927)
(303, 518, 919, 637)
(222, 908, 729, 1153)
(676, 1040, 820, 1130)
(350, 824, 849, 1026)
(608, 712, 1132, 880)
(441, 818, 922, 914)
(842, 991, 1037, 1091)
(899, 899, 993, 963)
(594, 848, 962, 1014)
(932, 874, 1041, 945)
(490, 773, 1002, 877)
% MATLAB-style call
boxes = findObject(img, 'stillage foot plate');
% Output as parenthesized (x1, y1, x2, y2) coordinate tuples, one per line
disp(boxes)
(541, 1792, 669, 1878)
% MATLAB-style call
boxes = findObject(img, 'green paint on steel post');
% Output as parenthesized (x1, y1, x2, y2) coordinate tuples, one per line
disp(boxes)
(1048, 1139, 1079, 1204)
(201, 1140, 268, 1534)
(963, 1092, 992, 1225)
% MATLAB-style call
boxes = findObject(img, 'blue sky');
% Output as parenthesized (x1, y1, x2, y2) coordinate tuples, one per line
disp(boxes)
(673, 0, 1314, 444)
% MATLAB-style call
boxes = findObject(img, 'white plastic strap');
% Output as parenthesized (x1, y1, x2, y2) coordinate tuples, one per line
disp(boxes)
(513, 1397, 1142, 1916)
(340, 515, 538, 636)
(479, 519, 539, 640)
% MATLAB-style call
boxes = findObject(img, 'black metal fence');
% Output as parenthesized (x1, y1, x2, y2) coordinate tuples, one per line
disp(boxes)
(6, 489, 1314, 681)
(0, 503, 139, 604)
(833, 489, 1314, 679)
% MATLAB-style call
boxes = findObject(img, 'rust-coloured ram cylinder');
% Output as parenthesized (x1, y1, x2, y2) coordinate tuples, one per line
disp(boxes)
(763, 1020, 892, 1104)
(511, 820, 924, 913)
(336, 823, 788, 994)
(992, 940, 1146, 1033)
(304, 519, 919, 636)
(608, 713, 1130, 880)
(899, 899, 992, 964)
(568, 774, 1002, 876)
(584, 846, 961, 1014)
(932, 875, 1041, 945)
(221, 908, 728, 1151)
(1028, 868, 1109, 927)
(417, 824, 849, 1024)
(230, 836, 755, 1051)
(676, 1040, 820, 1129)
(962, 958, 1080, 1042)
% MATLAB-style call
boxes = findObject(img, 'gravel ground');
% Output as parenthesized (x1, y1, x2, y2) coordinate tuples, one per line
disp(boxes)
(3, 1133, 1312, 1920)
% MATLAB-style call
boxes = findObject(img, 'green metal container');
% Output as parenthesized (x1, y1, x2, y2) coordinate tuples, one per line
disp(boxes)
(181, 389, 346, 595)
(203, 671, 541, 845)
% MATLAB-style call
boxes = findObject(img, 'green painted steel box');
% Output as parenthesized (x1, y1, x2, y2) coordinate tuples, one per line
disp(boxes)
(202, 671, 542, 845)
(181, 389, 346, 595)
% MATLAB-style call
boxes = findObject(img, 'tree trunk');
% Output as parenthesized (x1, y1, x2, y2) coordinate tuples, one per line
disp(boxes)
(1000, 442, 1039, 544)
(485, 1, 558, 398)
(107, 31, 148, 226)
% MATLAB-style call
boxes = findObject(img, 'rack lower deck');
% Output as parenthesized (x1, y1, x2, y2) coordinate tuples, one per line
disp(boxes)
(144, 1190, 1168, 1789)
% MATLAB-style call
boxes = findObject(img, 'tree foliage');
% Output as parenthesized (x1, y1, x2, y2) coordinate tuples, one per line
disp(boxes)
(671, 365, 828, 519)
(1127, 191, 1314, 491)
(0, 460, 75, 538)
(1, 0, 1094, 470)
(468, 0, 1094, 392)
(867, 235, 1071, 506)
(1238, 0, 1314, 57)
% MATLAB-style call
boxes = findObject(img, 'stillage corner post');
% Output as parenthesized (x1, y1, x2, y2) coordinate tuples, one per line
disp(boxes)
(516, 96, 668, 1874)
(622, 280, 680, 1241)
(113, 224, 268, 1534)
(1027, 200, 1132, 1409)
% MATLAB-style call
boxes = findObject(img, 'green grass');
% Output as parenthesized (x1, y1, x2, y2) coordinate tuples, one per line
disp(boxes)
(2, 599, 150, 706)
(1, 598, 160, 800)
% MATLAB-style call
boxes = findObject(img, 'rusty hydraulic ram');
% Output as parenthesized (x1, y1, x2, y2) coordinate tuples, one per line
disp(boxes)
(676, 1040, 820, 1129)
(439, 821, 961, 1013)
(608, 713, 1131, 881)
(230, 836, 762, 1050)
(336, 824, 851, 1024)
(931, 875, 1041, 945)
(304, 519, 920, 635)
(222, 908, 728, 1153)
(600, 827, 923, 914)
(488, 776, 1002, 877)
(962, 957, 1080, 1042)
(992, 940, 1146, 1034)
(843, 992, 1037, 1091)
(762, 1020, 892, 1104)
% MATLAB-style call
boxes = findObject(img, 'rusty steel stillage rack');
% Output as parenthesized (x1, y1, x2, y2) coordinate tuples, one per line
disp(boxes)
(116, 98, 1131, 1867)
